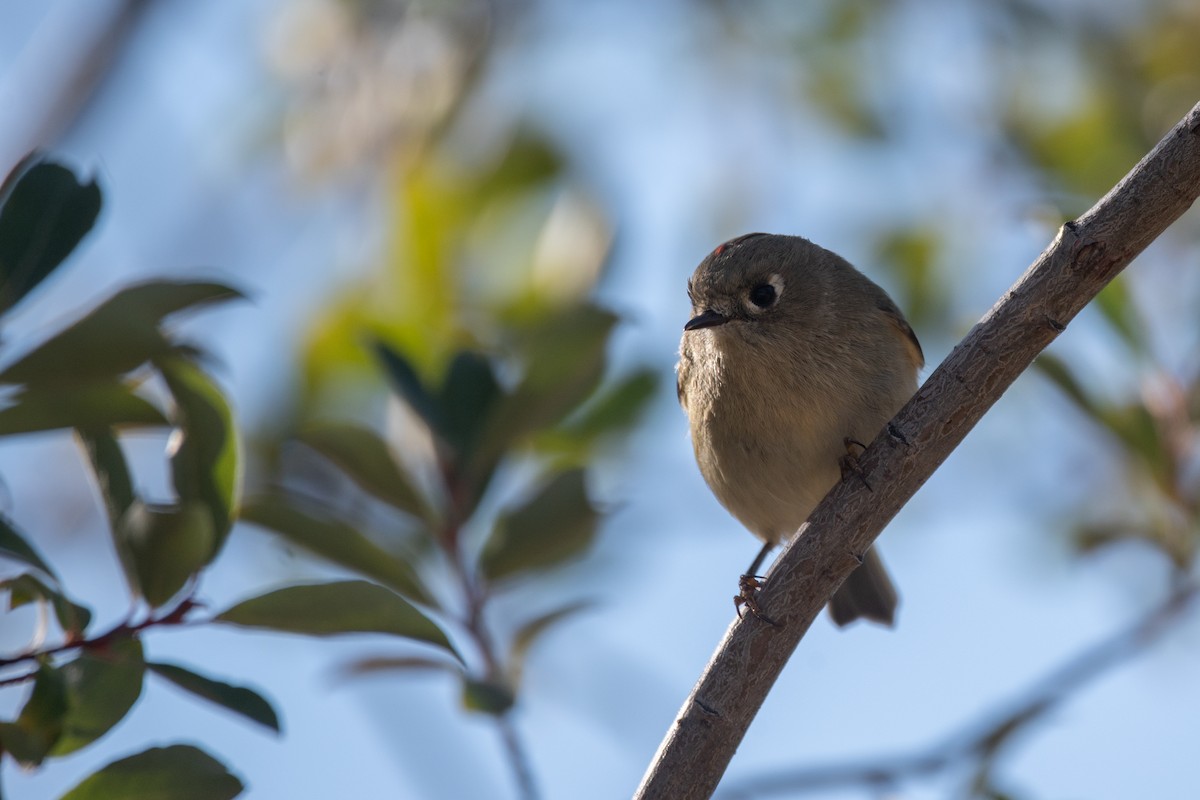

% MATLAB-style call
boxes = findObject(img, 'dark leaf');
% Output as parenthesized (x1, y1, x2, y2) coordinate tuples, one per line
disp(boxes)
(148, 662, 280, 733)
(0, 382, 166, 437)
(239, 493, 432, 604)
(0, 664, 67, 767)
(118, 502, 214, 608)
(76, 429, 139, 591)
(3, 573, 92, 636)
(0, 280, 243, 386)
(481, 469, 599, 582)
(339, 655, 463, 679)
(437, 350, 503, 461)
(59, 744, 244, 800)
(480, 306, 615, 459)
(214, 580, 458, 660)
(371, 340, 443, 435)
(160, 358, 239, 552)
(0, 513, 56, 579)
(461, 678, 515, 716)
(296, 423, 434, 523)
(551, 368, 657, 446)
(0, 158, 102, 316)
(52, 639, 145, 756)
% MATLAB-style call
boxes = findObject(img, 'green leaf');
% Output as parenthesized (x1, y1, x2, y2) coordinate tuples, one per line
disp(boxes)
(461, 678, 515, 716)
(160, 357, 240, 553)
(296, 423, 434, 523)
(60, 744, 244, 800)
(77, 429, 136, 528)
(0, 280, 243, 386)
(0, 157, 102, 316)
(3, 573, 92, 636)
(148, 662, 280, 733)
(76, 429, 139, 591)
(0, 664, 67, 767)
(481, 469, 600, 582)
(547, 368, 657, 451)
(372, 340, 443, 435)
(238, 493, 432, 604)
(1095, 278, 1145, 354)
(437, 350, 503, 461)
(1034, 354, 1100, 418)
(339, 655, 463, 678)
(215, 580, 458, 659)
(480, 306, 615, 458)
(0, 381, 166, 437)
(0, 513, 56, 579)
(118, 502, 214, 608)
(52, 639, 145, 756)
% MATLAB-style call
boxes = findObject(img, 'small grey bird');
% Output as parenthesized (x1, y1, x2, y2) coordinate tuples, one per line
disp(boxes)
(676, 233, 923, 626)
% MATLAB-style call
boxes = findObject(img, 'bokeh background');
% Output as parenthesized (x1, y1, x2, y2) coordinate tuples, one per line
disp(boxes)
(3, 0, 1200, 798)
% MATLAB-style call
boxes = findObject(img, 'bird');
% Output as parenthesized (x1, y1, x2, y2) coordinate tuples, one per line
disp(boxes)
(676, 232, 923, 626)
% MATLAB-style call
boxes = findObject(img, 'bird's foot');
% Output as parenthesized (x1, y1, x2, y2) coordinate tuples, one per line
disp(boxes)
(840, 437, 872, 491)
(735, 574, 779, 626)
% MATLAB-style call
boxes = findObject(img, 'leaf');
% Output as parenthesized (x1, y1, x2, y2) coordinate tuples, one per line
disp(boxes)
(461, 678, 515, 716)
(214, 580, 458, 660)
(52, 639, 145, 756)
(437, 350, 503, 462)
(238, 493, 432, 604)
(1033, 354, 1100, 418)
(339, 655, 463, 679)
(372, 339, 443, 435)
(0, 157, 102, 316)
(0, 381, 167, 436)
(148, 662, 279, 733)
(1095, 278, 1145, 354)
(76, 429, 139, 591)
(481, 469, 599, 582)
(480, 306, 615, 459)
(0, 280, 243, 386)
(546, 368, 658, 452)
(77, 429, 136, 528)
(3, 573, 92, 636)
(118, 502, 214, 608)
(0, 513, 56, 579)
(160, 358, 240, 552)
(296, 423, 434, 523)
(0, 664, 67, 767)
(509, 601, 592, 687)
(60, 744, 244, 800)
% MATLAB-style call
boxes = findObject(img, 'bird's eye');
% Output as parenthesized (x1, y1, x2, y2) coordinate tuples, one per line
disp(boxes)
(748, 283, 777, 308)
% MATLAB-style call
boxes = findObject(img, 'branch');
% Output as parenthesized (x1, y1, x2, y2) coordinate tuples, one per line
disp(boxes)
(635, 101, 1200, 800)
(720, 583, 1198, 798)
(0, 595, 200, 672)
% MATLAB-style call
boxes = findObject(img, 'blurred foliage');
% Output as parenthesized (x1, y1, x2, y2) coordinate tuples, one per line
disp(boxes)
(0, 158, 267, 797)
(250, 4, 658, 797)
(1036, 280, 1200, 570)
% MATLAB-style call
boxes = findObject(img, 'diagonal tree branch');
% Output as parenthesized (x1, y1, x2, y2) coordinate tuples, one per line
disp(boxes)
(635, 101, 1200, 800)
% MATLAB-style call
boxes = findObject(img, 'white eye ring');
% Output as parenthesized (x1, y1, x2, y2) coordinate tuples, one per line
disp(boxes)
(744, 273, 784, 313)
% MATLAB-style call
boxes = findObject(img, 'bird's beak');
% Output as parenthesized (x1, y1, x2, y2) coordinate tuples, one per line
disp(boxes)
(684, 309, 729, 331)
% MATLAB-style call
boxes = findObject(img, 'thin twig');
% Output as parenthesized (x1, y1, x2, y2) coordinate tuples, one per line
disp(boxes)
(720, 584, 1198, 798)
(0, 594, 200, 673)
(497, 712, 542, 800)
(636, 101, 1200, 799)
